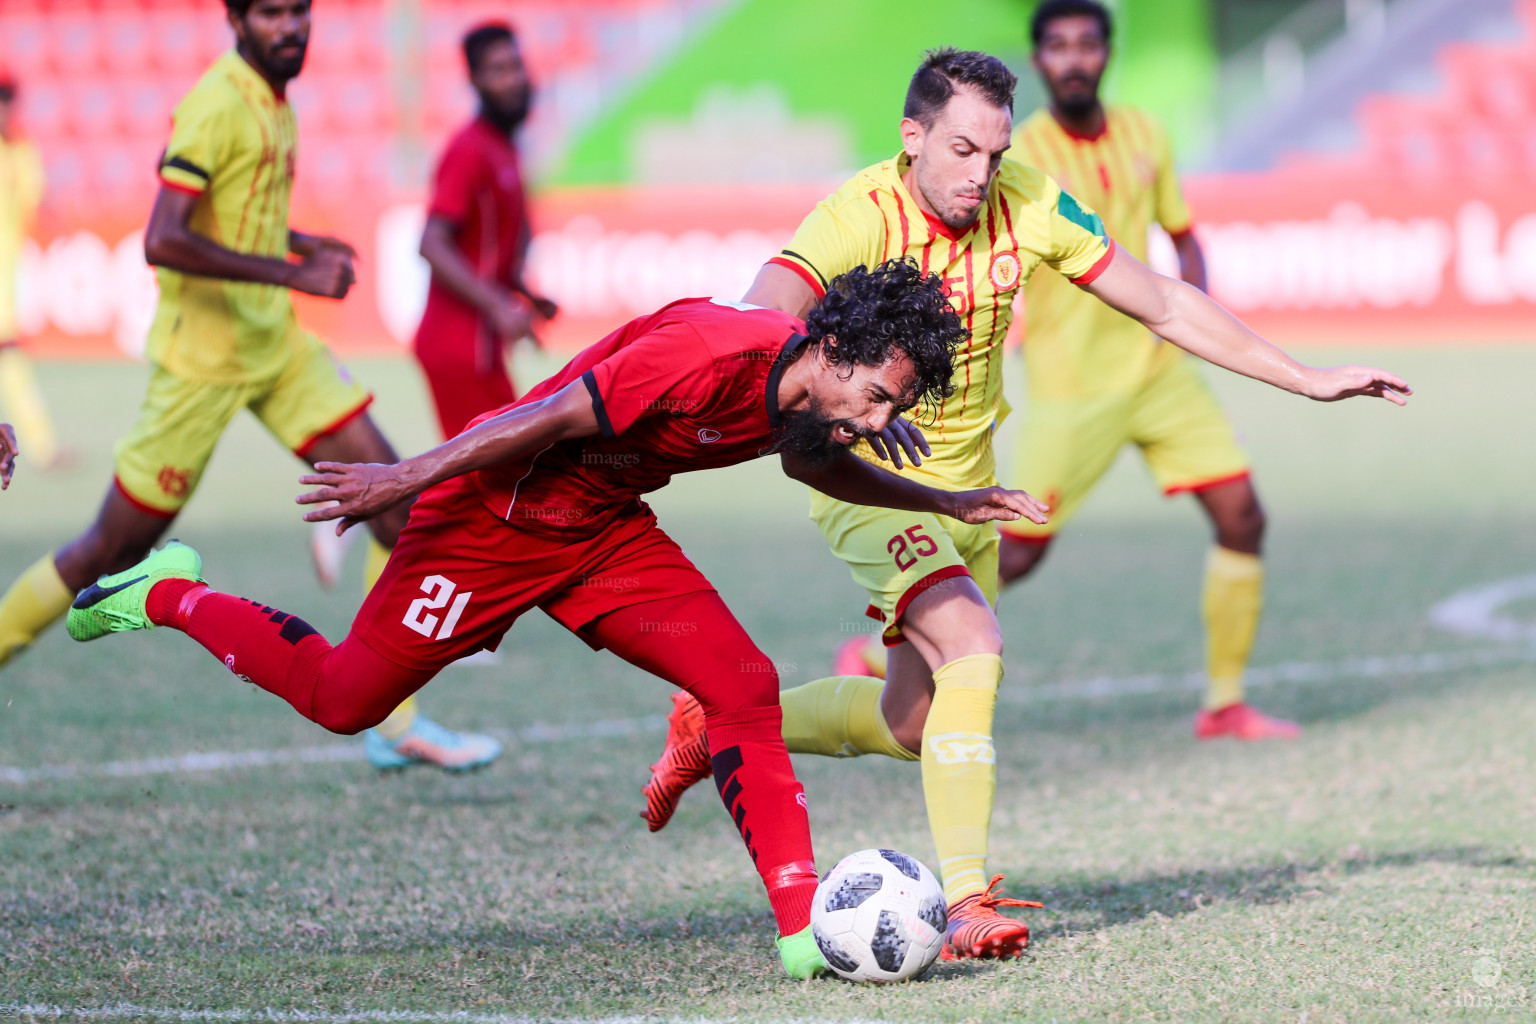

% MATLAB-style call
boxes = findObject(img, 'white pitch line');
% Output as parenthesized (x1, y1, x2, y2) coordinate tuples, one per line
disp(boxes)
(4, 641, 1534, 788)
(1001, 643, 1536, 705)
(0, 716, 665, 787)
(0, 1005, 892, 1024)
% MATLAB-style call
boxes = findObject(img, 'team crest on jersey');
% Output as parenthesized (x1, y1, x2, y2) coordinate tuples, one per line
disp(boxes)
(697, 428, 722, 443)
(990, 250, 1021, 291)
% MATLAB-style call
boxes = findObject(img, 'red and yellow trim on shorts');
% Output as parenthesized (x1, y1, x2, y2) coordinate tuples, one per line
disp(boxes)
(113, 475, 179, 519)
(1163, 468, 1251, 497)
(292, 394, 374, 460)
(866, 565, 973, 647)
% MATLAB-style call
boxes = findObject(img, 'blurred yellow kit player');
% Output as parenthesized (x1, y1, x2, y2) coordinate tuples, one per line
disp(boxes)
(0, 0, 500, 772)
(1000, 0, 1294, 740)
(0, 69, 67, 471)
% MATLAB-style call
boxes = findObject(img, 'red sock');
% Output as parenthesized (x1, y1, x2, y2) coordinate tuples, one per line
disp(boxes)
(145, 580, 430, 734)
(707, 706, 817, 935)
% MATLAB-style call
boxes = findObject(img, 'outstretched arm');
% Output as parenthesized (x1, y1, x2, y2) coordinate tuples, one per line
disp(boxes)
(144, 187, 356, 299)
(782, 449, 1049, 526)
(1083, 246, 1411, 404)
(0, 422, 17, 490)
(298, 380, 600, 533)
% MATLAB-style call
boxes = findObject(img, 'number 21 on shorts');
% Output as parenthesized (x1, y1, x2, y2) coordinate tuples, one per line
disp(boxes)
(888, 525, 938, 572)
(403, 575, 472, 640)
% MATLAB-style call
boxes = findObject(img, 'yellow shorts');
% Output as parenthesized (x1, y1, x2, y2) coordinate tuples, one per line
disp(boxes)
(1000, 354, 1249, 544)
(811, 458, 999, 646)
(114, 331, 371, 516)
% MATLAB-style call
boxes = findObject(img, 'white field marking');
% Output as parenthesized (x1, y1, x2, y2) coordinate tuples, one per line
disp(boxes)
(6, 636, 1535, 787)
(0, 1007, 894, 1024)
(1000, 644, 1536, 705)
(1429, 574, 1536, 641)
(0, 716, 665, 787)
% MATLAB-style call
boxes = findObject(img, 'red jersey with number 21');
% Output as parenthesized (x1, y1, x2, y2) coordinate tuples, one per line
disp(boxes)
(468, 297, 806, 531)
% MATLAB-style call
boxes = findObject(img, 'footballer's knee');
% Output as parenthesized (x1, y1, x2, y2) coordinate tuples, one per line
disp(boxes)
(312, 706, 383, 736)
(998, 535, 1051, 586)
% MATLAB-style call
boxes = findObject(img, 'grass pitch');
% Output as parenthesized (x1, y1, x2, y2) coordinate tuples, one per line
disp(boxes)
(1, 347, 1533, 1023)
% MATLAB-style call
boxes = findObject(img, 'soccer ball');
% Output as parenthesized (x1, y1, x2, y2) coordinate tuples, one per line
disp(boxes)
(810, 848, 947, 983)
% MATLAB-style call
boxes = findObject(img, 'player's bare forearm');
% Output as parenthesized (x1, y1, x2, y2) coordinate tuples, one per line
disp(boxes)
(288, 231, 356, 259)
(145, 191, 298, 289)
(420, 215, 508, 319)
(742, 262, 818, 318)
(1084, 246, 1411, 404)
(297, 381, 600, 529)
(781, 450, 1048, 525)
(1172, 230, 1208, 293)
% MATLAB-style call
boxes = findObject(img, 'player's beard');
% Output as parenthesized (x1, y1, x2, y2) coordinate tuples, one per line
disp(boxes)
(482, 83, 533, 134)
(253, 33, 308, 81)
(1051, 72, 1100, 118)
(914, 164, 984, 233)
(773, 406, 860, 466)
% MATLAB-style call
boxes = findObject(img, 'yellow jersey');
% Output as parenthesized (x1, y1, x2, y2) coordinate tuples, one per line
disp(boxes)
(772, 153, 1112, 482)
(1011, 106, 1192, 398)
(151, 50, 301, 383)
(0, 134, 45, 340)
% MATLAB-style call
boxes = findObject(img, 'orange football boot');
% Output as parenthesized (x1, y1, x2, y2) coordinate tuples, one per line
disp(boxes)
(940, 874, 1044, 961)
(640, 691, 712, 832)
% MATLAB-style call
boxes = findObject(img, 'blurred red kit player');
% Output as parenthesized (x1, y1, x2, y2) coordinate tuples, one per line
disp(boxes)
(414, 21, 558, 439)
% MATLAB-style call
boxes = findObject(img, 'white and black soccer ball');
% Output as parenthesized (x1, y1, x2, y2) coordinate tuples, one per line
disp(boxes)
(810, 848, 947, 983)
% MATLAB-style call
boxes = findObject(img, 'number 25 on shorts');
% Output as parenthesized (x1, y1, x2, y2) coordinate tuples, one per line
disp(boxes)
(888, 525, 938, 572)
(402, 575, 473, 641)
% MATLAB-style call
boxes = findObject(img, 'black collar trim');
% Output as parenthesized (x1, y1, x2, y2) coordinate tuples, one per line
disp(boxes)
(765, 333, 810, 428)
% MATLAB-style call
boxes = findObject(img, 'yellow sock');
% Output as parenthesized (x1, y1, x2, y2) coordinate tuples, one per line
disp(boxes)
(360, 538, 419, 739)
(374, 694, 419, 740)
(1203, 546, 1264, 711)
(780, 675, 917, 760)
(922, 653, 1003, 904)
(363, 538, 390, 593)
(0, 347, 59, 467)
(0, 552, 73, 666)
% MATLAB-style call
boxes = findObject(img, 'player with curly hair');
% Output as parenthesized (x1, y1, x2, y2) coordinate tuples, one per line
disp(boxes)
(62, 259, 1048, 980)
(642, 47, 1410, 962)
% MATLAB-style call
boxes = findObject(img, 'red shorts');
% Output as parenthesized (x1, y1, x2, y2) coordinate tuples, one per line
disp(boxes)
(413, 317, 516, 439)
(352, 475, 714, 672)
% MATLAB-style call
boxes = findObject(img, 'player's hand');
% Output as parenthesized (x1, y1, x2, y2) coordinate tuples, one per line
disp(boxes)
(297, 461, 411, 535)
(944, 486, 1050, 525)
(1302, 366, 1412, 405)
(528, 294, 559, 321)
(289, 247, 356, 300)
(0, 422, 17, 490)
(867, 417, 931, 470)
(313, 235, 358, 259)
(488, 293, 534, 344)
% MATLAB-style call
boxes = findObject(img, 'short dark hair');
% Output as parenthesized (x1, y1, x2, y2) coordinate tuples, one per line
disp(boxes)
(1030, 0, 1113, 47)
(903, 48, 1017, 130)
(803, 258, 964, 415)
(463, 21, 515, 75)
(223, 0, 254, 16)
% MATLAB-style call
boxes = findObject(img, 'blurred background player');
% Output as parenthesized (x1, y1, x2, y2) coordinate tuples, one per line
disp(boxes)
(415, 21, 557, 441)
(0, 69, 69, 473)
(311, 21, 557, 593)
(0, 0, 500, 773)
(1000, 0, 1292, 741)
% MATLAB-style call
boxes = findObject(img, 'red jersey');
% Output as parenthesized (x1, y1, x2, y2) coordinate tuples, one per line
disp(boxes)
(469, 298, 806, 530)
(417, 116, 528, 339)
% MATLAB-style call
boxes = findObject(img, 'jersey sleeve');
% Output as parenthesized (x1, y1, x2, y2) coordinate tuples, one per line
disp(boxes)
(1043, 185, 1115, 285)
(580, 324, 714, 437)
(1151, 121, 1193, 237)
(159, 89, 234, 196)
(768, 192, 885, 299)
(426, 135, 483, 225)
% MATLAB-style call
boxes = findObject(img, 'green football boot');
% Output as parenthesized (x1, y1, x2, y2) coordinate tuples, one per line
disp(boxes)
(776, 924, 828, 979)
(66, 541, 204, 642)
